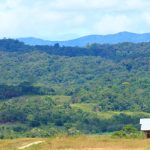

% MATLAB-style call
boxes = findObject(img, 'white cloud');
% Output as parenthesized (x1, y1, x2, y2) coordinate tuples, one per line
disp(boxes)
(45, 0, 120, 10)
(142, 12, 150, 26)
(0, 0, 150, 40)
(125, 0, 150, 11)
(41, 0, 150, 12)
(93, 15, 131, 34)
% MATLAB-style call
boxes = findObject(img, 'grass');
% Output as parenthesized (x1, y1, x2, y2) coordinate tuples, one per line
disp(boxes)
(0, 135, 150, 150)
(2, 95, 150, 119)
(71, 103, 150, 119)
(51, 95, 71, 104)
(0, 138, 44, 150)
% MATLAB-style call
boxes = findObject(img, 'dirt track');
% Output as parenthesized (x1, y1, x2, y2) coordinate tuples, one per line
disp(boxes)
(18, 141, 44, 149)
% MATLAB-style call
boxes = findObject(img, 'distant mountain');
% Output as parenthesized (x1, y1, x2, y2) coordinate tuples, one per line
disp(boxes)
(18, 32, 150, 47)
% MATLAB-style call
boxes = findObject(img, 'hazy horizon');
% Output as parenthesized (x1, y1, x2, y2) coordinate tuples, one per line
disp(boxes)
(14, 31, 150, 41)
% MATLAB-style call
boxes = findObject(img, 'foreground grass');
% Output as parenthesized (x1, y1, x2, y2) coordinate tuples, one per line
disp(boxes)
(0, 135, 150, 150)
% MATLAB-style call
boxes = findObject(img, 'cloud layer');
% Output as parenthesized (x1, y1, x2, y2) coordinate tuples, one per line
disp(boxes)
(0, 0, 150, 40)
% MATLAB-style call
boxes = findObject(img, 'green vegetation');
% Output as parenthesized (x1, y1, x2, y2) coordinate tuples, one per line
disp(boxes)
(112, 124, 144, 138)
(0, 39, 150, 138)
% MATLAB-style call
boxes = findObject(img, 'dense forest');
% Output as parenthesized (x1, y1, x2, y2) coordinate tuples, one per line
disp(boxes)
(0, 39, 150, 138)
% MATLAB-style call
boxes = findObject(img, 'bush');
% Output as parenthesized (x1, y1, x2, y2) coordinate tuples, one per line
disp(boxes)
(67, 127, 80, 136)
(112, 124, 143, 138)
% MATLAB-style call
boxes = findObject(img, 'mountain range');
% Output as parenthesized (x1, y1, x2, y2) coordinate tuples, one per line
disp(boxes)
(18, 32, 150, 47)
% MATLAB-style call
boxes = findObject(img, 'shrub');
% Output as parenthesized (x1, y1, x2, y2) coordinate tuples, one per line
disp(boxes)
(67, 127, 80, 136)
(112, 124, 143, 138)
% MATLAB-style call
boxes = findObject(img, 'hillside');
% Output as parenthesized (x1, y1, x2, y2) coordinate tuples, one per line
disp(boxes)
(18, 32, 150, 46)
(0, 39, 150, 138)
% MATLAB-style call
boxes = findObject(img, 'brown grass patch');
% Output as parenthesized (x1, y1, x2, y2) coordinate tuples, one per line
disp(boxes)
(0, 135, 150, 150)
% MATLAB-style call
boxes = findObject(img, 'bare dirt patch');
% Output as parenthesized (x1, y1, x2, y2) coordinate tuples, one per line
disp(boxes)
(18, 141, 44, 149)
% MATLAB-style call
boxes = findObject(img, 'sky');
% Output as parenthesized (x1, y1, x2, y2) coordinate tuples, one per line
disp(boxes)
(0, 0, 150, 40)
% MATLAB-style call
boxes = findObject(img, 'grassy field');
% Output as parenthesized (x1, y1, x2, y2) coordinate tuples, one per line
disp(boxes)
(0, 135, 150, 150)
(71, 103, 150, 118)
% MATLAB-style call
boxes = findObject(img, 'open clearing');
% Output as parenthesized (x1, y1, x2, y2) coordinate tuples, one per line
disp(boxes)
(0, 135, 150, 150)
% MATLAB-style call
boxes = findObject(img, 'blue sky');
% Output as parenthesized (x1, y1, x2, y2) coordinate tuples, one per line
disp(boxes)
(0, 0, 150, 40)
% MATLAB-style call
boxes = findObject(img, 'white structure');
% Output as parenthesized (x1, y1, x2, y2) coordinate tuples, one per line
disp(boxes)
(140, 118, 150, 138)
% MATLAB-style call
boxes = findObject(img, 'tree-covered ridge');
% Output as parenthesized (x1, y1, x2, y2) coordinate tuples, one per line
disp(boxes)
(0, 39, 150, 138)
(0, 39, 149, 112)
(1, 39, 150, 59)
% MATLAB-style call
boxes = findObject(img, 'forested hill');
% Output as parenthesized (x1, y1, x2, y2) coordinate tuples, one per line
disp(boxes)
(0, 38, 150, 110)
(1, 38, 150, 59)
(0, 39, 150, 138)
